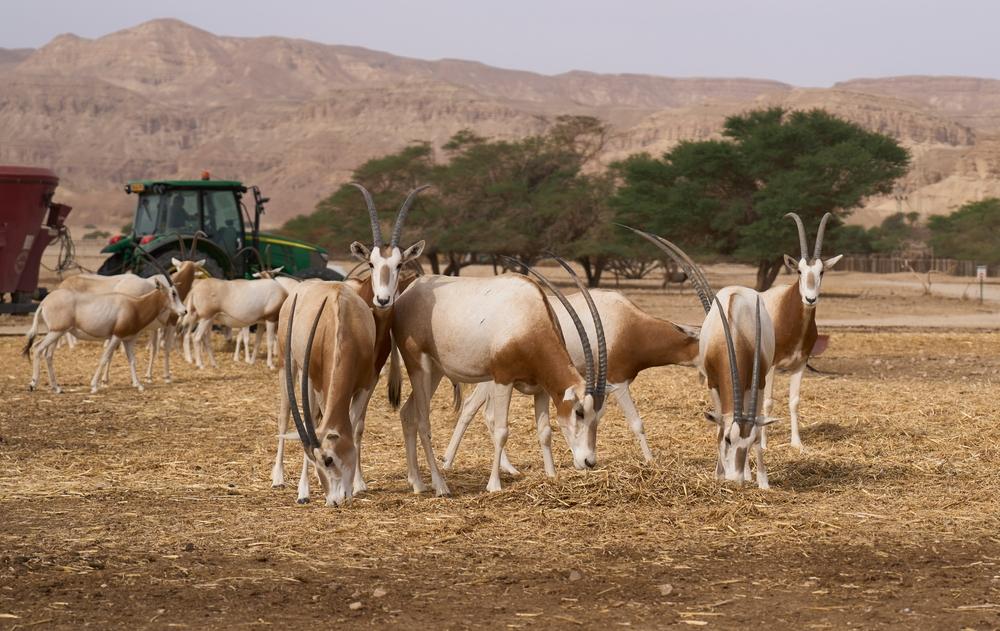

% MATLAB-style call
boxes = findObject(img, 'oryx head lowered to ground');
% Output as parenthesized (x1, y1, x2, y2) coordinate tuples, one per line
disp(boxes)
(784, 212, 844, 307)
(348, 183, 428, 309)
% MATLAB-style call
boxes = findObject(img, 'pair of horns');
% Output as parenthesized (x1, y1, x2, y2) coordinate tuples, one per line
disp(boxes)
(714, 296, 764, 426)
(616, 224, 716, 315)
(170, 230, 205, 262)
(284, 295, 328, 456)
(503, 255, 608, 409)
(786, 212, 832, 262)
(349, 183, 430, 249)
(137, 247, 175, 288)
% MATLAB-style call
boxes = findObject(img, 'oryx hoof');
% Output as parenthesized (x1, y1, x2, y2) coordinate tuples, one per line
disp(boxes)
(296, 497, 309, 505)
(27, 383, 36, 392)
(52, 386, 62, 394)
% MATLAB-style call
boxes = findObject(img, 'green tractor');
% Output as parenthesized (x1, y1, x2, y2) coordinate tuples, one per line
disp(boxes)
(98, 178, 341, 280)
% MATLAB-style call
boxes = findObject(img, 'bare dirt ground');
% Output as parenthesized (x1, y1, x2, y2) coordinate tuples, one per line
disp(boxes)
(2, 261, 1000, 628)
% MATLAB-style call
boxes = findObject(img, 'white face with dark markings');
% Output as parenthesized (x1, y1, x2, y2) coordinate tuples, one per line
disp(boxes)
(351, 241, 425, 309)
(785, 254, 843, 306)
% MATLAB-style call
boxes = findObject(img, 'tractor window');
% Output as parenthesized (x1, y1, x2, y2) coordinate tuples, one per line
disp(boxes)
(133, 194, 167, 236)
(203, 190, 242, 257)
(164, 191, 200, 233)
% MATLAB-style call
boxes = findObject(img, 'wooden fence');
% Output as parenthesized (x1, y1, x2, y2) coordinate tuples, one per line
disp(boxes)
(838, 255, 997, 277)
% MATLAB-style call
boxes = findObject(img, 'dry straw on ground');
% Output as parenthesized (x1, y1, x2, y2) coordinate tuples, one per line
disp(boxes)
(2, 322, 1000, 627)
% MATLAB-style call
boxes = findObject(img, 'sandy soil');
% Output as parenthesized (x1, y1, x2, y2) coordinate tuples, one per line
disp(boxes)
(2, 305, 1000, 629)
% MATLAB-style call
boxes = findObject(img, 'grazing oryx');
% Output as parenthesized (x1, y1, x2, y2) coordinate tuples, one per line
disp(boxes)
(184, 275, 288, 369)
(276, 286, 376, 506)
(23, 255, 187, 393)
(621, 226, 776, 488)
(270, 183, 428, 497)
(761, 212, 842, 449)
(389, 256, 609, 493)
(443, 289, 700, 471)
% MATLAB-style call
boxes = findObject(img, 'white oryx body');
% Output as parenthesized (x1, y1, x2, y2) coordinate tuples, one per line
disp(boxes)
(443, 289, 699, 471)
(274, 282, 376, 506)
(24, 277, 186, 393)
(760, 213, 843, 449)
(184, 277, 288, 369)
(58, 259, 203, 383)
(620, 226, 777, 489)
(390, 265, 609, 493)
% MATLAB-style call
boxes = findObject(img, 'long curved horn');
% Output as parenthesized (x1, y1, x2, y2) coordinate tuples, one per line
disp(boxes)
(137, 247, 174, 287)
(545, 253, 608, 408)
(190, 230, 206, 259)
(390, 185, 431, 248)
(284, 295, 323, 453)
(813, 212, 833, 261)
(300, 296, 327, 451)
(616, 224, 715, 314)
(173, 233, 186, 259)
(235, 246, 267, 272)
(747, 297, 763, 421)
(348, 182, 382, 247)
(784, 212, 809, 261)
(713, 296, 743, 421)
(501, 256, 595, 399)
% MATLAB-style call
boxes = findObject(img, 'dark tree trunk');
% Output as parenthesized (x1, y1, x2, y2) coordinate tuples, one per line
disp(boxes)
(443, 252, 462, 276)
(426, 251, 440, 275)
(755, 257, 784, 291)
(579, 256, 606, 288)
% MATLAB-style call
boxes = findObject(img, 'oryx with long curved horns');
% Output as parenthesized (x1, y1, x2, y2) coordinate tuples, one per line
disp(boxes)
(618, 225, 777, 487)
(759, 212, 842, 448)
(275, 282, 377, 506)
(348, 183, 429, 308)
(388, 256, 610, 493)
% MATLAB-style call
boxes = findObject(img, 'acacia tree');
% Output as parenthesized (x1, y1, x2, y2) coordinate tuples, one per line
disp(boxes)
(928, 198, 1000, 264)
(612, 107, 910, 290)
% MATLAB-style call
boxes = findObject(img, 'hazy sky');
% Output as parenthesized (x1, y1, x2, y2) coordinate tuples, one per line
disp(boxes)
(2, 0, 995, 86)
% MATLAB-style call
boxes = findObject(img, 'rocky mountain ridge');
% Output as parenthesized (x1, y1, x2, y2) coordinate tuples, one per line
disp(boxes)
(1, 18, 997, 228)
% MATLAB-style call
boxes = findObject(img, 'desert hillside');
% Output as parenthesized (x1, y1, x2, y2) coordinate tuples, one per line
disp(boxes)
(1, 19, 998, 228)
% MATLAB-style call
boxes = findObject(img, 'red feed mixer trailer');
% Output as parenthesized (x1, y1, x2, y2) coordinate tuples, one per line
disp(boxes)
(0, 166, 72, 314)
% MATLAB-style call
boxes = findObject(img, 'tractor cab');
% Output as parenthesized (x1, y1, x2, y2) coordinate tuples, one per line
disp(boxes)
(99, 177, 338, 280)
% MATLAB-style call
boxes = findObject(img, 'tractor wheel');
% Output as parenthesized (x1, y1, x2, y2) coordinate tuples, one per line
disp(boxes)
(140, 249, 224, 279)
(296, 266, 345, 281)
(97, 253, 127, 276)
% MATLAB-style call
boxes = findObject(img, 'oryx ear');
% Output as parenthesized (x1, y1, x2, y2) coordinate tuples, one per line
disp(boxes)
(171, 257, 183, 268)
(756, 416, 780, 427)
(823, 254, 843, 270)
(562, 386, 576, 403)
(350, 241, 371, 261)
(252, 271, 263, 278)
(704, 411, 722, 424)
(272, 266, 284, 275)
(402, 240, 425, 261)
(783, 254, 799, 273)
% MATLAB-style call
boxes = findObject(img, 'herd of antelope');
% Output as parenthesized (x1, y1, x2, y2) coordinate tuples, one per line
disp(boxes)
(21, 184, 842, 504)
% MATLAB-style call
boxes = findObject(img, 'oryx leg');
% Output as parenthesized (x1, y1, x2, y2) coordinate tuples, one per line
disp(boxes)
(192, 319, 210, 369)
(297, 453, 311, 504)
(533, 391, 556, 478)
(710, 388, 724, 480)
(145, 328, 159, 382)
(442, 381, 490, 471)
(182, 325, 193, 364)
(349, 386, 375, 494)
(479, 385, 520, 475)
(121, 337, 144, 392)
(788, 367, 805, 449)
(91, 338, 121, 393)
(614, 381, 654, 463)
(755, 442, 770, 489)
(761, 367, 776, 450)
(161, 325, 175, 383)
(271, 359, 293, 488)
(485, 382, 513, 492)
(30, 331, 63, 393)
(265, 321, 276, 370)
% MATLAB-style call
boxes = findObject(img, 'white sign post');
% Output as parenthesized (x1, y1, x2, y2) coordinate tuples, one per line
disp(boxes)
(977, 265, 988, 304)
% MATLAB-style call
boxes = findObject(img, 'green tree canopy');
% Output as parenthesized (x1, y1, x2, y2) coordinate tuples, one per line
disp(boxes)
(928, 198, 1000, 264)
(611, 107, 910, 289)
